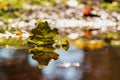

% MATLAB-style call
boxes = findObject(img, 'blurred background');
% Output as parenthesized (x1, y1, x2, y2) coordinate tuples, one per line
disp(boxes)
(0, 0, 120, 80)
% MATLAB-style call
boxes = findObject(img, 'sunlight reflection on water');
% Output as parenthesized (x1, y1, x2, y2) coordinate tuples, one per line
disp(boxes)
(0, 49, 15, 62)
(0, 46, 85, 80)
(41, 45, 85, 80)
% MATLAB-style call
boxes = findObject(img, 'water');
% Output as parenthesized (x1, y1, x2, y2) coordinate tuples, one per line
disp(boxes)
(0, 46, 120, 80)
(41, 45, 85, 80)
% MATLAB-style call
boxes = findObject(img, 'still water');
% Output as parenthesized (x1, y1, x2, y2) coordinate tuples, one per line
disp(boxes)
(0, 46, 120, 80)
(41, 46, 85, 80)
(28, 45, 85, 80)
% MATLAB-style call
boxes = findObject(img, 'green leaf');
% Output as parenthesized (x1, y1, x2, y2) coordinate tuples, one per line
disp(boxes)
(28, 20, 70, 68)
(28, 20, 59, 68)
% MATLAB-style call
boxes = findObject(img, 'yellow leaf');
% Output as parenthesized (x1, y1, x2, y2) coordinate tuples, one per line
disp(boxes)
(37, 19, 43, 24)
(0, 2, 7, 8)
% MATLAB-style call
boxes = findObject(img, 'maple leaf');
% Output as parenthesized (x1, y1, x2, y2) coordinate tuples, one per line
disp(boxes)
(28, 20, 60, 68)
(28, 20, 69, 68)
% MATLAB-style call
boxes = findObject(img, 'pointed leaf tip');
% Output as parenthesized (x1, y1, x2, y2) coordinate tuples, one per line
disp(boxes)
(37, 19, 43, 24)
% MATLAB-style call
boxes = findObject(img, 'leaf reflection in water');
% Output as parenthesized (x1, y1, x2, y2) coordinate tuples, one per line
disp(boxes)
(42, 45, 85, 80)
(28, 20, 69, 68)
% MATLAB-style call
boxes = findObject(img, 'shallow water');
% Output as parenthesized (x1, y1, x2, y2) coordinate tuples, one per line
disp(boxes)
(0, 46, 120, 80)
